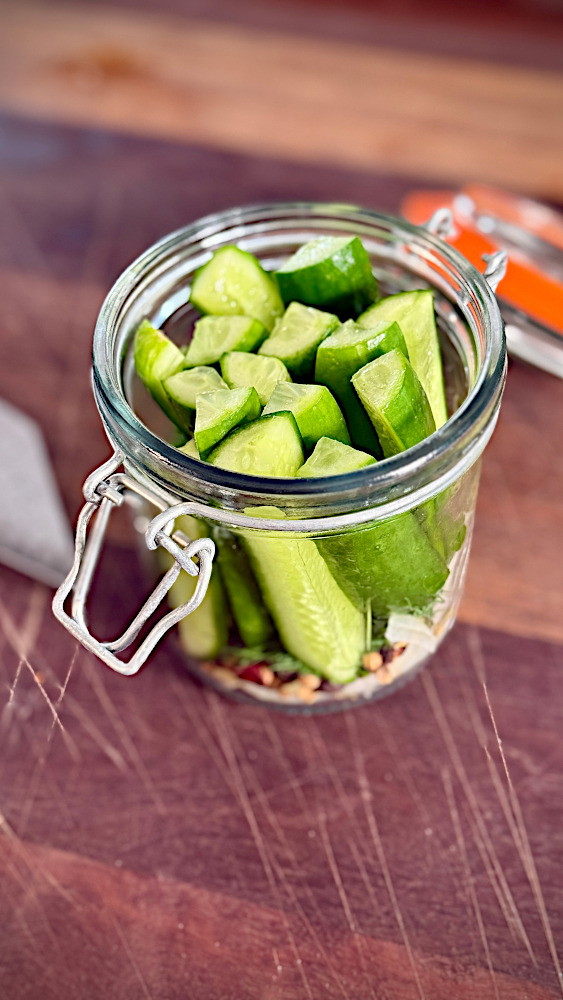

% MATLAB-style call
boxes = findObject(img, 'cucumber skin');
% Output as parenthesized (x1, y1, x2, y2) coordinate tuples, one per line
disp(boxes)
(317, 511, 449, 618)
(133, 319, 186, 426)
(352, 350, 436, 457)
(276, 236, 379, 319)
(214, 529, 274, 649)
(415, 467, 479, 564)
(315, 321, 408, 455)
(263, 384, 350, 452)
(243, 531, 365, 683)
(358, 290, 448, 428)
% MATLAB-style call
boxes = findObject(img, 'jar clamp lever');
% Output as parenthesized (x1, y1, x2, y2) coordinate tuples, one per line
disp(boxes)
(52, 451, 215, 675)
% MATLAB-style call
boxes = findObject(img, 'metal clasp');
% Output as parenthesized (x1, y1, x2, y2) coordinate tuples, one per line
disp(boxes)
(482, 250, 508, 293)
(52, 452, 214, 675)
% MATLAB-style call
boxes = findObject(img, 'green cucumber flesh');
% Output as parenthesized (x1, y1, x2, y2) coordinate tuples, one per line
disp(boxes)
(242, 519, 364, 682)
(358, 290, 448, 427)
(275, 235, 378, 317)
(315, 319, 408, 454)
(263, 382, 350, 451)
(184, 315, 267, 367)
(194, 387, 261, 457)
(298, 437, 376, 477)
(190, 246, 284, 332)
(133, 319, 186, 425)
(352, 349, 436, 457)
(165, 366, 227, 409)
(258, 301, 338, 377)
(208, 412, 304, 477)
(164, 366, 228, 433)
(214, 528, 273, 648)
(178, 437, 202, 460)
(220, 351, 291, 406)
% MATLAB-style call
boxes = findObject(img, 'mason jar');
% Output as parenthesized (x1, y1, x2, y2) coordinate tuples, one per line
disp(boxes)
(53, 203, 506, 711)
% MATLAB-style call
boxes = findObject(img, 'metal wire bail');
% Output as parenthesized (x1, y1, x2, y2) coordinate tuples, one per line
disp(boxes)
(52, 452, 215, 675)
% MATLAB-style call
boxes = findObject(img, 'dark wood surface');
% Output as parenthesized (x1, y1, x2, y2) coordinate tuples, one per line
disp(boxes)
(1, 3, 563, 997)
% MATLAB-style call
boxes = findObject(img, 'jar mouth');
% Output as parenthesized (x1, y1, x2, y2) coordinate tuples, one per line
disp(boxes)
(92, 202, 506, 517)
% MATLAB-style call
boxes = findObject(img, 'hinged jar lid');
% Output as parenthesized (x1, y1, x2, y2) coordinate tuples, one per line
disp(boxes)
(402, 184, 563, 379)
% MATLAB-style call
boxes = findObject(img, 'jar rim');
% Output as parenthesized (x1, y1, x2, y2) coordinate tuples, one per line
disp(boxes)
(92, 202, 506, 516)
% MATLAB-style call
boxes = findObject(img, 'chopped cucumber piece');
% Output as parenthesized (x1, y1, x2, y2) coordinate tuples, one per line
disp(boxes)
(358, 290, 448, 427)
(220, 351, 291, 406)
(315, 319, 408, 454)
(165, 366, 227, 410)
(258, 301, 338, 377)
(133, 319, 186, 424)
(276, 235, 378, 316)
(318, 513, 449, 617)
(214, 528, 273, 648)
(352, 349, 436, 457)
(160, 515, 228, 659)
(178, 437, 202, 460)
(184, 315, 267, 367)
(298, 437, 376, 477)
(242, 514, 364, 682)
(208, 412, 304, 477)
(164, 366, 227, 433)
(263, 382, 350, 451)
(194, 387, 261, 457)
(190, 246, 284, 331)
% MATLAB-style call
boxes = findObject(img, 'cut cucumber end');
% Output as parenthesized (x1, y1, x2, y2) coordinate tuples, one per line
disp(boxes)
(184, 315, 267, 367)
(208, 412, 304, 478)
(263, 382, 350, 451)
(358, 290, 448, 427)
(298, 437, 376, 477)
(220, 351, 292, 406)
(190, 246, 284, 331)
(258, 301, 338, 377)
(194, 386, 262, 457)
(164, 366, 228, 432)
(352, 349, 436, 457)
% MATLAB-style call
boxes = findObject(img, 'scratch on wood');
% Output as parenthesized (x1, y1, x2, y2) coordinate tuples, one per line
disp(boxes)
(442, 767, 500, 1000)
(345, 712, 428, 1000)
(6, 584, 47, 706)
(0, 595, 80, 760)
(256, 716, 358, 998)
(110, 912, 155, 1000)
(206, 693, 316, 1000)
(467, 627, 563, 995)
(82, 655, 165, 813)
(421, 669, 536, 961)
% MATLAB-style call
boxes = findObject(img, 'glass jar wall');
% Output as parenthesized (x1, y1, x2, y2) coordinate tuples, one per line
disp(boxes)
(88, 204, 505, 710)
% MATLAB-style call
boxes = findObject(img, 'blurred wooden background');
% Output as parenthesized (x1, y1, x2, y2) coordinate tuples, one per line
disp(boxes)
(2, 0, 563, 197)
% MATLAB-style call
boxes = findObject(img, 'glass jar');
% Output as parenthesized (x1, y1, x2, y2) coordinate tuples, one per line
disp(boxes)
(53, 203, 506, 711)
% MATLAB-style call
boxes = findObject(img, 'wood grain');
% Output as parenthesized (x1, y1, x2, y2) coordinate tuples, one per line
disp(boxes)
(2, 1, 563, 198)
